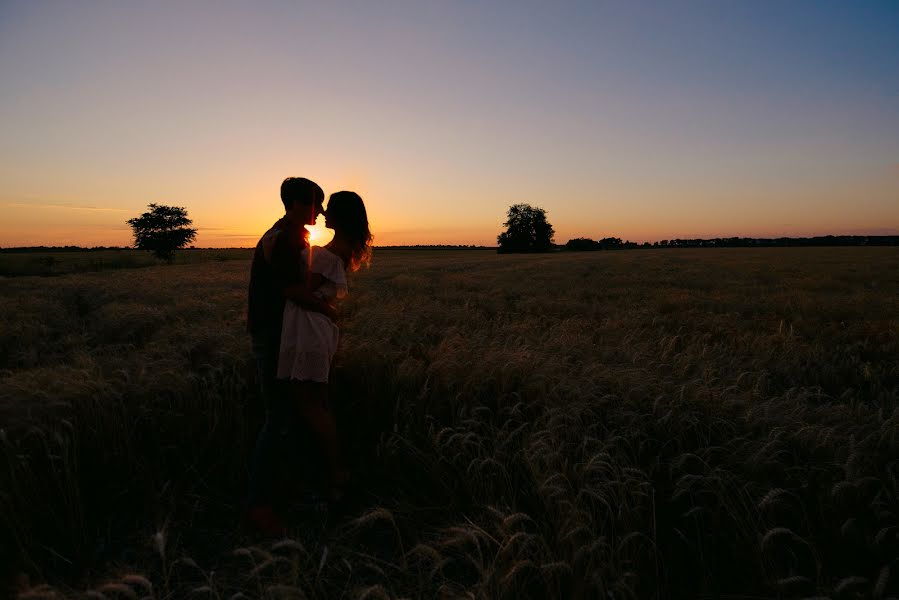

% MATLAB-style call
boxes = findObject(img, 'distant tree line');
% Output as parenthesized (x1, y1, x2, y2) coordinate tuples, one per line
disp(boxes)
(377, 244, 491, 249)
(564, 235, 899, 250)
(6, 235, 898, 254)
(495, 203, 899, 254)
(565, 237, 638, 250)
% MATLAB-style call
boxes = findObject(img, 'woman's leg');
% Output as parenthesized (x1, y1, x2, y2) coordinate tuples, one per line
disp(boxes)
(291, 380, 348, 492)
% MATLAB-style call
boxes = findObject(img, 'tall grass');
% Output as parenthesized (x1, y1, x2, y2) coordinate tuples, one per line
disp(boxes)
(1, 248, 897, 599)
(0, 248, 253, 277)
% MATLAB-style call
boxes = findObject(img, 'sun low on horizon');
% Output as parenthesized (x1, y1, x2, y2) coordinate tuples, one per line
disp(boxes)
(1, 1, 898, 248)
(306, 216, 335, 248)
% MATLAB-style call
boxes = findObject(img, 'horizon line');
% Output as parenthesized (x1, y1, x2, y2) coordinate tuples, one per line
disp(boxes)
(3, 233, 899, 252)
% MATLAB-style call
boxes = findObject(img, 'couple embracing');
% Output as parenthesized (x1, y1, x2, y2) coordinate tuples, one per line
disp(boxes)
(245, 177, 372, 535)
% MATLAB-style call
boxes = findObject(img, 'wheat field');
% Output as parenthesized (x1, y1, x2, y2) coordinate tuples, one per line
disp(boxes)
(1, 248, 897, 599)
(0, 248, 252, 277)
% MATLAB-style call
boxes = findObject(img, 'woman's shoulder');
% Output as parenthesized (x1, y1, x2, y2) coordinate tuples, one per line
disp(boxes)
(310, 244, 339, 260)
(310, 245, 346, 272)
(322, 243, 350, 267)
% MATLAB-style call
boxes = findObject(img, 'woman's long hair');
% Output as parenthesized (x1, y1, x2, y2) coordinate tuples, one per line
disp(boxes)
(327, 191, 372, 271)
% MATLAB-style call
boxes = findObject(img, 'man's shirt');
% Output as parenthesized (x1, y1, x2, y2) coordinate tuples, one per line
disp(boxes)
(247, 217, 308, 339)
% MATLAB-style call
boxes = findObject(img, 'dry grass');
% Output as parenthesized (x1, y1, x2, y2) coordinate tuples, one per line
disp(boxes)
(0, 248, 252, 277)
(1, 248, 897, 599)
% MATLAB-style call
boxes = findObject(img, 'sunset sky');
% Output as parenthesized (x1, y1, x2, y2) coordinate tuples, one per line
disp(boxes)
(1, 1, 897, 247)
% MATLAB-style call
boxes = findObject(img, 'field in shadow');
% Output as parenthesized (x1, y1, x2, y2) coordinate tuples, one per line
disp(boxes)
(1, 248, 897, 598)
(0, 248, 252, 277)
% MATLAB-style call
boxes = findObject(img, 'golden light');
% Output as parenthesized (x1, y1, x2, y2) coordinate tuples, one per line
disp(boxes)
(305, 215, 334, 247)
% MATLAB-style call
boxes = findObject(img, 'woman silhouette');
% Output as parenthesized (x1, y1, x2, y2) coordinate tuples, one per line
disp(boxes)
(277, 191, 372, 502)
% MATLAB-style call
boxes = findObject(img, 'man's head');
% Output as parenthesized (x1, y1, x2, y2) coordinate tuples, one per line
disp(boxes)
(281, 177, 324, 226)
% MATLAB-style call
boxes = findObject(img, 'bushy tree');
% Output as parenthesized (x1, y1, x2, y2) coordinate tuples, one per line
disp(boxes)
(127, 204, 197, 262)
(565, 237, 601, 251)
(497, 204, 555, 253)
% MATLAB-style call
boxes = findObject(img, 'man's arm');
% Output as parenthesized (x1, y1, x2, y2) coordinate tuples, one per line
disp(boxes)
(271, 228, 336, 320)
(283, 278, 337, 321)
(282, 277, 336, 320)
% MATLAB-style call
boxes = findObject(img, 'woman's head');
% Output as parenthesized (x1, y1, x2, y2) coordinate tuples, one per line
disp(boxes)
(325, 191, 372, 271)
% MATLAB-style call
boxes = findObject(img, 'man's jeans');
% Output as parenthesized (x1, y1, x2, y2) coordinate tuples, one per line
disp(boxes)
(247, 331, 303, 506)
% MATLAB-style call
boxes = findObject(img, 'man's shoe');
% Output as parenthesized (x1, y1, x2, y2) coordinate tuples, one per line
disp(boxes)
(246, 505, 287, 537)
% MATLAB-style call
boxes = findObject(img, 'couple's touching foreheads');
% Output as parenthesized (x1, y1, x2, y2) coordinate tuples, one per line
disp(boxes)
(245, 177, 372, 535)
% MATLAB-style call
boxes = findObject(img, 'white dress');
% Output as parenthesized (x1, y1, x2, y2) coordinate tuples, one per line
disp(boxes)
(277, 246, 347, 382)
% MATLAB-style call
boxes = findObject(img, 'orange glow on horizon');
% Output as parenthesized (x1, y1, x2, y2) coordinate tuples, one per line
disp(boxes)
(2, 170, 898, 248)
(306, 217, 334, 247)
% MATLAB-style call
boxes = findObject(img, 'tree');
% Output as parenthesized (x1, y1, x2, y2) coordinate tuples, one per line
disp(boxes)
(565, 237, 601, 251)
(598, 237, 623, 249)
(127, 203, 197, 262)
(497, 204, 555, 253)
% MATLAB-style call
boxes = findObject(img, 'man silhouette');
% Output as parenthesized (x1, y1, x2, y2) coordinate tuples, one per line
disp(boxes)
(246, 177, 333, 534)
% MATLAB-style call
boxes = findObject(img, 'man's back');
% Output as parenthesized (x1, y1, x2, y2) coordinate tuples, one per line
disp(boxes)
(247, 218, 308, 340)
